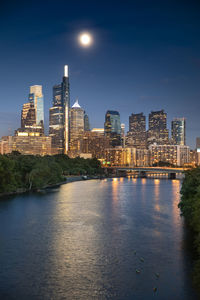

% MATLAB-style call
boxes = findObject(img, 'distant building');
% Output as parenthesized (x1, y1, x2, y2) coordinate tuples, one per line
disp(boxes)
(171, 118, 186, 145)
(196, 137, 200, 165)
(104, 110, 121, 147)
(103, 147, 149, 167)
(91, 128, 104, 134)
(121, 123, 125, 148)
(149, 144, 190, 166)
(126, 113, 146, 148)
(19, 85, 44, 135)
(81, 130, 110, 159)
(84, 112, 90, 131)
(28, 85, 44, 128)
(69, 99, 84, 157)
(49, 65, 70, 154)
(147, 110, 169, 145)
(0, 135, 51, 156)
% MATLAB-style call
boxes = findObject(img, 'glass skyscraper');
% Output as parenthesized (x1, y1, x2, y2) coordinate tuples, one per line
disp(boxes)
(29, 85, 44, 128)
(19, 85, 44, 136)
(49, 65, 70, 154)
(171, 118, 186, 145)
(104, 110, 121, 147)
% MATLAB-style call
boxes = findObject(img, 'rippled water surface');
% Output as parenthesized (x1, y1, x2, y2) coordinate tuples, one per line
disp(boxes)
(0, 178, 198, 299)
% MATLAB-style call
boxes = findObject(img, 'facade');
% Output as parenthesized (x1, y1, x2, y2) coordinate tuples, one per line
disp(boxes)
(49, 65, 70, 154)
(84, 112, 90, 131)
(149, 144, 190, 166)
(121, 123, 125, 148)
(29, 85, 44, 127)
(81, 130, 110, 159)
(126, 113, 146, 148)
(104, 110, 121, 147)
(147, 110, 169, 145)
(20, 85, 44, 135)
(171, 118, 186, 145)
(21, 102, 36, 128)
(0, 135, 51, 156)
(69, 100, 84, 157)
(103, 147, 149, 167)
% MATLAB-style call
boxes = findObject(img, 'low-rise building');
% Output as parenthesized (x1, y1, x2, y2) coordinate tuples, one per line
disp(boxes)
(149, 144, 190, 166)
(0, 135, 51, 156)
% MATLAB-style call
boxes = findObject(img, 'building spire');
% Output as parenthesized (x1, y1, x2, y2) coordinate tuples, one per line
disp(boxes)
(64, 65, 68, 77)
(72, 98, 81, 108)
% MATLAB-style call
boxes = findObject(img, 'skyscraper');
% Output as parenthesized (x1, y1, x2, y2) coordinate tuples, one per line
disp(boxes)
(19, 85, 44, 135)
(126, 113, 146, 148)
(69, 99, 84, 156)
(171, 118, 186, 145)
(29, 85, 44, 128)
(49, 65, 70, 154)
(104, 110, 121, 147)
(147, 110, 169, 145)
(84, 112, 90, 131)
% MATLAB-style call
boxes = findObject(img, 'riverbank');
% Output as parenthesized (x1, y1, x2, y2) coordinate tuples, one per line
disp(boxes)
(0, 175, 107, 198)
(0, 153, 103, 197)
(178, 167, 200, 293)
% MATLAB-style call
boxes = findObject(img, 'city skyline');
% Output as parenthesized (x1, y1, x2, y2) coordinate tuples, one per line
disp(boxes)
(1, 0, 200, 147)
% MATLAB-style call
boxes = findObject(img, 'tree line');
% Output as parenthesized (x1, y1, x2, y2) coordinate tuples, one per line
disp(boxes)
(0, 153, 103, 194)
(179, 167, 200, 291)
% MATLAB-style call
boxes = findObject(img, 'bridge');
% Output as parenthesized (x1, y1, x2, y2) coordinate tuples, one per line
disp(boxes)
(103, 166, 187, 179)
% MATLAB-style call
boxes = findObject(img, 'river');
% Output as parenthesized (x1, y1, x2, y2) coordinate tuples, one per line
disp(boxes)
(0, 178, 198, 299)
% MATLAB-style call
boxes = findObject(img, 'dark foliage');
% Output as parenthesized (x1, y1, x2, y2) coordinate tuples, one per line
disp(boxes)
(0, 153, 102, 193)
(178, 167, 200, 291)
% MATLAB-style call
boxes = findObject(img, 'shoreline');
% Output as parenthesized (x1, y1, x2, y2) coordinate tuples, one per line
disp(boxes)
(0, 175, 182, 199)
(0, 175, 106, 198)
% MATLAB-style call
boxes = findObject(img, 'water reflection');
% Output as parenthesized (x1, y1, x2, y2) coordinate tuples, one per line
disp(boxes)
(0, 178, 197, 300)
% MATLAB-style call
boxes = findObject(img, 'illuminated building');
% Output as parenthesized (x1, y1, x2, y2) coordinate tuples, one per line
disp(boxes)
(81, 130, 110, 159)
(21, 102, 36, 128)
(121, 123, 125, 148)
(84, 112, 90, 131)
(104, 110, 121, 147)
(104, 147, 149, 167)
(28, 85, 44, 128)
(171, 118, 186, 145)
(0, 135, 51, 155)
(20, 85, 44, 135)
(91, 128, 104, 134)
(147, 110, 169, 145)
(190, 149, 197, 166)
(196, 137, 200, 165)
(149, 144, 190, 166)
(69, 99, 84, 157)
(49, 65, 70, 154)
(126, 113, 146, 148)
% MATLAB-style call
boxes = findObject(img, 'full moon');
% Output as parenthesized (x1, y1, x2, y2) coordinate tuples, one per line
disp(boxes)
(79, 32, 93, 47)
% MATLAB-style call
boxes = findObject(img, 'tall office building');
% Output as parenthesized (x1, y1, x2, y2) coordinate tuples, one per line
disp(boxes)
(171, 118, 186, 145)
(49, 65, 70, 154)
(19, 85, 44, 135)
(28, 85, 44, 127)
(126, 113, 146, 148)
(104, 110, 121, 147)
(147, 110, 169, 145)
(21, 102, 36, 128)
(69, 99, 84, 156)
(84, 112, 90, 131)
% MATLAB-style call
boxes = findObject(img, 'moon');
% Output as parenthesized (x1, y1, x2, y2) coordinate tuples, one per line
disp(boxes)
(79, 32, 93, 47)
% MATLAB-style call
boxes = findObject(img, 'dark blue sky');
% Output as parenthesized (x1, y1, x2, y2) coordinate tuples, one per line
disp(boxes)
(0, 0, 200, 147)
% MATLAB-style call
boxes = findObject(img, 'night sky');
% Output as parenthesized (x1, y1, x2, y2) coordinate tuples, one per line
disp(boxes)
(0, 0, 200, 147)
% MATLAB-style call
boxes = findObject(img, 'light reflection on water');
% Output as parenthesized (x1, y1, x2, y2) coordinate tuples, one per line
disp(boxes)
(0, 178, 197, 300)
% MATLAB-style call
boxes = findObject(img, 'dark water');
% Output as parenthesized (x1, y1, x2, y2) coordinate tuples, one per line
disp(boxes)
(0, 178, 198, 300)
